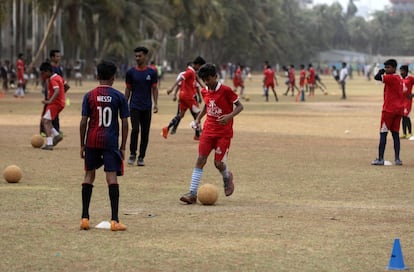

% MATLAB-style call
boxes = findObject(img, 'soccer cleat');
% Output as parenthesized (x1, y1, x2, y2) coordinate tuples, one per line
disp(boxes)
(170, 128, 177, 135)
(406, 134, 412, 139)
(53, 135, 63, 146)
(127, 155, 136, 165)
(223, 171, 234, 196)
(137, 158, 145, 166)
(179, 192, 197, 204)
(111, 220, 127, 231)
(395, 159, 403, 166)
(371, 158, 384, 165)
(400, 134, 407, 139)
(80, 218, 90, 230)
(41, 144, 53, 150)
(162, 127, 168, 139)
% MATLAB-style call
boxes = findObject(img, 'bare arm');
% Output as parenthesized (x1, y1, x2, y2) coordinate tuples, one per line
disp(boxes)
(80, 116, 88, 158)
(42, 86, 60, 104)
(119, 118, 129, 160)
(217, 100, 244, 125)
(152, 86, 158, 113)
(124, 87, 131, 101)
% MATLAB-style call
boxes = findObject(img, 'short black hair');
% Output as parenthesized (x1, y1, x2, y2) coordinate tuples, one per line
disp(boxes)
(134, 46, 149, 55)
(384, 59, 397, 68)
(400, 65, 409, 72)
(193, 56, 206, 66)
(39, 62, 53, 72)
(49, 49, 60, 58)
(97, 60, 117, 80)
(197, 63, 217, 79)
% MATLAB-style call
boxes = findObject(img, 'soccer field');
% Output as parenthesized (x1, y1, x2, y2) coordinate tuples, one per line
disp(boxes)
(1, 73, 413, 271)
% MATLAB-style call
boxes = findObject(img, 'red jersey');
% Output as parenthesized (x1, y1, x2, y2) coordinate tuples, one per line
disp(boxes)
(308, 67, 316, 84)
(402, 75, 414, 116)
(201, 83, 239, 138)
(263, 68, 275, 86)
(48, 74, 66, 108)
(382, 73, 404, 115)
(233, 67, 243, 87)
(16, 59, 24, 81)
(179, 66, 197, 100)
(288, 68, 295, 84)
(299, 69, 306, 87)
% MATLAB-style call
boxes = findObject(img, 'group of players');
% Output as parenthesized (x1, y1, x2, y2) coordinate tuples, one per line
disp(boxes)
(76, 49, 244, 231)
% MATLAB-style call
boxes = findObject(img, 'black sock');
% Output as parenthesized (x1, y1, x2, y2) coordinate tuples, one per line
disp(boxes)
(392, 131, 400, 160)
(168, 115, 181, 130)
(378, 132, 387, 160)
(81, 183, 93, 219)
(108, 184, 119, 222)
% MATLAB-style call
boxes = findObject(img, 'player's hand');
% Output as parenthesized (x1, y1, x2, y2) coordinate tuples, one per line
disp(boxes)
(42, 99, 49, 105)
(167, 88, 173, 95)
(80, 146, 85, 159)
(153, 105, 158, 113)
(173, 94, 177, 101)
(217, 114, 230, 125)
(190, 120, 200, 130)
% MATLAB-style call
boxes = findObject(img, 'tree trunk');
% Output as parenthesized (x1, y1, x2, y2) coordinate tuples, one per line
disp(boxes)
(27, 0, 63, 71)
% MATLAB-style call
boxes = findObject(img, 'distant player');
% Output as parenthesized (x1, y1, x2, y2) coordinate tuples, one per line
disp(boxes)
(263, 64, 279, 102)
(298, 64, 306, 102)
(232, 64, 245, 98)
(400, 65, 414, 139)
(79, 60, 129, 231)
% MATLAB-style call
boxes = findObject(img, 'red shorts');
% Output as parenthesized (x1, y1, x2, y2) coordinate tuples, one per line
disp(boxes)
(198, 135, 231, 162)
(178, 98, 200, 113)
(380, 111, 402, 133)
(264, 83, 274, 89)
(43, 104, 64, 120)
(233, 79, 244, 88)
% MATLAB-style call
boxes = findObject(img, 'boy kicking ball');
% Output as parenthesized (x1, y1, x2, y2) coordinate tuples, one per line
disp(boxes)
(180, 64, 244, 204)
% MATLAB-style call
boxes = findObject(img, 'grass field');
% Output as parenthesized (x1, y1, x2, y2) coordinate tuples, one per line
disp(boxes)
(1, 72, 414, 272)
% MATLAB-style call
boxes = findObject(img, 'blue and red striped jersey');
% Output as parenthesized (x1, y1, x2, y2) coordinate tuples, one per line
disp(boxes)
(82, 85, 129, 149)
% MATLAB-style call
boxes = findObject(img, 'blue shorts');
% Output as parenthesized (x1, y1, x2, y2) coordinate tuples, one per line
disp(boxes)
(84, 147, 124, 176)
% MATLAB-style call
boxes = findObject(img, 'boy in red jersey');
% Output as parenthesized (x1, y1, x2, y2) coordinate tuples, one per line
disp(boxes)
(284, 64, 299, 96)
(163, 56, 206, 139)
(232, 64, 245, 98)
(399, 65, 414, 139)
(263, 64, 279, 102)
(180, 64, 244, 204)
(79, 61, 129, 231)
(307, 64, 316, 96)
(298, 64, 306, 102)
(39, 62, 66, 150)
(14, 53, 25, 98)
(371, 59, 404, 166)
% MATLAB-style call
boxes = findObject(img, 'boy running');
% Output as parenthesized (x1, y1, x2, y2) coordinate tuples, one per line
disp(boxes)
(399, 65, 414, 139)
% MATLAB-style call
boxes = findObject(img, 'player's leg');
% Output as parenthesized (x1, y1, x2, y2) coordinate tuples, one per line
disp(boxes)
(191, 103, 201, 139)
(137, 109, 151, 166)
(171, 104, 181, 135)
(104, 149, 126, 230)
(213, 137, 234, 197)
(128, 109, 139, 164)
(391, 115, 402, 165)
(80, 147, 99, 230)
(180, 137, 212, 204)
(271, 85, 278, 102)
(401, 117, 408, 138)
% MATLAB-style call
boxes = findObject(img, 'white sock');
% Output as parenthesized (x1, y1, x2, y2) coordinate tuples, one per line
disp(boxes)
(47, 137, 53, 146)
(52, 128, 59, 137)
(189, 168, 203, 195)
